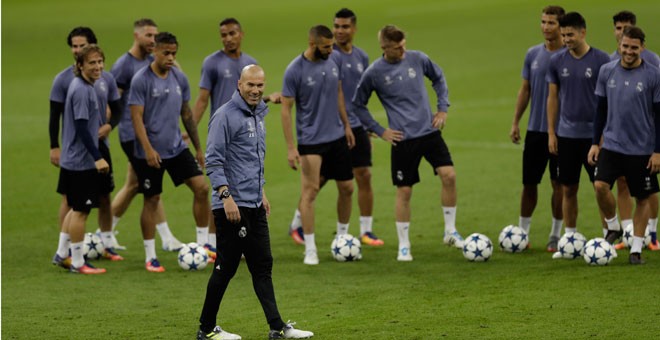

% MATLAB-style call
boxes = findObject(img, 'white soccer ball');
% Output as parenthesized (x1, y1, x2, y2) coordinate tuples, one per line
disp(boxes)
(557, 232, 587, 259)
(583, 238, 616, 266)
(498, 225, 528, 253)
(462, 233, 493, 262)
(177, 242, 209, 271)
(622, 223, 651, 248)
(331, 234, 361, 262)
(83, 232, 104, 260)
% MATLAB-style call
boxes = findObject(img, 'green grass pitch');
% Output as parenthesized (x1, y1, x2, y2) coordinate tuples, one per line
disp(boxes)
(3, 0, 660, 338)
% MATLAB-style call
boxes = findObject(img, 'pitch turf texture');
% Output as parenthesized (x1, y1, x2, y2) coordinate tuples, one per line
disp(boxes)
(3, 0, 660, 338)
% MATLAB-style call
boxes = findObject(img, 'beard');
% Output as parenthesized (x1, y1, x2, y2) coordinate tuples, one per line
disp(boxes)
(314, 47, 329, 60)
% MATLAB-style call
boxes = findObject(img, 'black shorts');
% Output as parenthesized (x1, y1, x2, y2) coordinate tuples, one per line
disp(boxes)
(557, 136, 595, 185)
(522, 131, 558, 185)
(298, 137, 353, 181)
(98, 142, 115, 195)
(391, 130, 453, 186)
(120, 140, 137, 165)
(133, 149, 203, 197)
(59, 168, 102, 213)
(595, 148, 659, 199)
(350, 127, 372, 168)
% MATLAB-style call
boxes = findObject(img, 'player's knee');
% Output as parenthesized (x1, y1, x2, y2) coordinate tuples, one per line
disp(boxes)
(338, 181, 354, 197)
(354, 167, 372, 185)
(440, 169, 456, 186)
(593, 181, 610, 195)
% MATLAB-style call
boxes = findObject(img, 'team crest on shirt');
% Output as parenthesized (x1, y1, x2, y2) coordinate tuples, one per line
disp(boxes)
(408, 68, 416, 79)
(531, 60, 539, 70)
(637, 82, 644, 92)
(332, 67, 338, 77)
(585, 67, 593, 78)
(357, 63, 364, 73)
(607, 79, 616, 88)
(259, 120, 264, 132)
(176, 85, 181, 95)
(98, 80, 107, 93)
(306, 76, 316, 86)
(384, 75, 393, 85)
(247, 120, 256, 138)
(224, 69, 232, 78)
(561, 68, 570, 77)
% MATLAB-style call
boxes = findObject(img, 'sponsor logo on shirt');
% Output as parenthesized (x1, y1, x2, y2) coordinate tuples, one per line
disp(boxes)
(384, 75, 393, 85)
(408, 68, 416, 79)
(561, 68, 570, 77)
(531, 60, 539, 70)
(585, 67, 593, 78)
(607, 79, 616, 88)
(306, 76, 316, 86)
(224, 69, 232, 78)
(151, 88, 161, 97)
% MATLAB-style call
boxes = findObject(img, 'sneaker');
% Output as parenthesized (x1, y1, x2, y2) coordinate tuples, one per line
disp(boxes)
(397, 246, 413, 262)
(204, 244, 218, 259)
(648, 240, 659, 251)
(51, 253, 72, 269)
(361, 232, 384, 246)
(197, 326, 241, 340)
(162, 238, 184, 252)
(546, 236, 559, 253)
(289, 227, 305, 245)
(111, 234, 127, 251)
(629, 252, 645, 265)
(443, 231, 464, 248)
(605, 229, 623, 245)
(303, 250, 319, 265)
(614, 241, 626, 250)
(269, 322, 314, 339)
(70, 262, 106, 274)
(551, 251, 562, 259)
(102, 248, 124, 261)
(145, 258, 166, 272)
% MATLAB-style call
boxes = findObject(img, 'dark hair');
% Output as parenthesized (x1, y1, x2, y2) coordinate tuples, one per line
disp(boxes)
(67, 27, 97, 47)
(559, 12, 586, 29)
(155, 32, 178, 46)
(134, 18, 157, 29)
(219, 17, 241, 30)
(379, 25, 405, 43)
(74, 44, 104, 77)
(622, 26, 645, 44)
(309, 25, 333, 40)
(542, 6, 565, 18)
(613, 10, 636, 25)
(335, 8, 357, 24)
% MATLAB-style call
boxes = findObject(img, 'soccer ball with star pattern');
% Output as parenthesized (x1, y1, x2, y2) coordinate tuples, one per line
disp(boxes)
(621, 223, 651, 248)
(462, 233, 493, 262)
(557, 232, 587, 259)
(83, 232, 104, 260)
(177, 242, 209, 271)
(331, 234, 362, 262)
(498, 225, 528, 253)
(582, 238, 616, 266)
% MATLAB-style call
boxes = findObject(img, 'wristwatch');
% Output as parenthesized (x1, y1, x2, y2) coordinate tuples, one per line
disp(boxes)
(220, 189, 231, 200)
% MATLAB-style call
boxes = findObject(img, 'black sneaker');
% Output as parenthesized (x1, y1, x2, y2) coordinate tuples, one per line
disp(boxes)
(629, 252, 645, 265)
(605, 229, 623, 245)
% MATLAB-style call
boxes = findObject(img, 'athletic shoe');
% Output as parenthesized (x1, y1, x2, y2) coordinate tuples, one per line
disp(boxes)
(197, 326, 241, 340)
(289, 227, 304, 245)
(269, 322, 314, 339)
(648, 240, 659, 251)
(361, 232, 384, 246)
(614, 241, 626, 250)
(443, 231, 464, 248)
(605, 229, 623, 245)
(551, 251, 562, 259)
(111, 234, 127, 250)
(162, 237, 184, 252)
(145, 258, 165, 273)
(397, 246, 413, 262)
(70, 262, 106, 274)
(51, 253, 72, 269)
(204, 244, 218, 259)
(546, 236, 559, 253)
(102, 248, 124, 261)
(303, 250, 319, 265)
(629, 252, 645, 265)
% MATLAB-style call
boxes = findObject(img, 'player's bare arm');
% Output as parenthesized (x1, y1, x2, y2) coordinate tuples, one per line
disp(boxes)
(181, 101, 204, 168)
(432, 111, 448, 130)
(192, 88, 211, 126)
(280, 96, 300, 170)
(131, 104, 161, 168)
(546, 83, 559, 155)
(337, 83, 355, 148)
(648, 153, 660, 173)
(510, 79, 531, 144)
(587, 145, 600, 166)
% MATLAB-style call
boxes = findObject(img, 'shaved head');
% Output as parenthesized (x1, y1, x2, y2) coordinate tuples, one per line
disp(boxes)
(240, 64, 265, 80)
(238, 64, 266, 106)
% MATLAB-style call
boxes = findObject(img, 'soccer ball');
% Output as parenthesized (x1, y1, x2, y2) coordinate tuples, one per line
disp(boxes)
(582, 238, 616, 266)
(498, 225, 528, 253)
(83, 232, 104, 260)
(462, 233, 493, 262)
(331, 234, 361, 262)
(622, 223, 651, 248)
(557, 232, 587, 259)
(177, 243, 209, 271)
